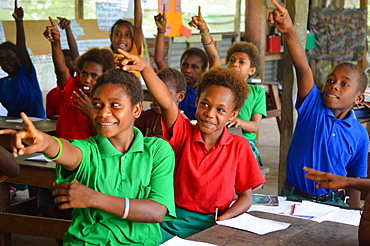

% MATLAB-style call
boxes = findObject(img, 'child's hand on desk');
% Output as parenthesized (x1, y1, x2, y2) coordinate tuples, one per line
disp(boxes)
(53, 180, 96, 209)
(0, 112, 49, 157)
(303, 167, 349, 190)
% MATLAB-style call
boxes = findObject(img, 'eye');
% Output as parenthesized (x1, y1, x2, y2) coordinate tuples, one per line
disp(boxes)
(217, 108, 226, 113)
(125, 33, 131, 37)
(191, 65, 198, 69)
(111, 102, 120, 107)
(200, 102, 208, 107)
(92, 102, 102, 108)
(229, 58, 235, 63)
(81, 71, 87, 76)
(91, 74, 99, 79)
(341, 82, 349, 87)
(115, 32, 121, 36)
(239, 60, 245, 64)
(326, 79, 334, 83)
(7, 55, 14, 60)
(181, 63, 188, 68)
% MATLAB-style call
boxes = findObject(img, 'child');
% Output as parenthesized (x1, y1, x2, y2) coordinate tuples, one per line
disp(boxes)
(0, 145, 19, 182)
(116, 50, 265, 240)
(304, 167, 370, 246)
(0, 1, 45, 119)
(43, 17, 115, 140)
(134, 68, 186, 138)
(225, 42, 267, 166)
(0, 68, 176, 245)
(154, 6, 209, 120)
(269, 0, 368, 207)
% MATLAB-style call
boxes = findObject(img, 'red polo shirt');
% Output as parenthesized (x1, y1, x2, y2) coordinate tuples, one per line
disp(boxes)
(162, 111, 265, 215)
(56, 75, 92, 140)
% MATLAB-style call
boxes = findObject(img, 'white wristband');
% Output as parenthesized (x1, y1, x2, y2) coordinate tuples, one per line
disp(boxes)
(122, 197, 130, 219)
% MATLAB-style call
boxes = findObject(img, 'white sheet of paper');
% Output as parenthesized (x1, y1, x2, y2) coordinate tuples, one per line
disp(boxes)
(5, 117, 46, 123)
(25, 154, 51, 162)
(289, 200, 340, 219)
(216, 213, 290, 235)
(160, 236, 218, 246)
(312, 208, 361, 226)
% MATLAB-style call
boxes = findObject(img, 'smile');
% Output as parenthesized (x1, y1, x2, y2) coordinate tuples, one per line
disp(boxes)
(83, 86, 90, 91)
(118, 44, 127, 49)
(326, 94, 339, 99)
(99, 122, 115, 126)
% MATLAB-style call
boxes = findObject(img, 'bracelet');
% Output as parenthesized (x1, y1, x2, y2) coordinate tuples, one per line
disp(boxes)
(200, 29, 209, 36)
(157, 28, 166, 34)
(203, 37, 214, 46)
(43, 136, 63, 161)
(122, 197, 130, 219)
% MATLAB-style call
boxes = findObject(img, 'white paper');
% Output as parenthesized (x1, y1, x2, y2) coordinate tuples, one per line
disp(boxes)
(289, 200, 340, 219)
(216, 213, 290, 235)
(25, 154, 51, 162)
(160, 236, 218, 246)
(313, 208, 361, 226)
(5, 117, 46, 123)
(249, 196, 298, 214)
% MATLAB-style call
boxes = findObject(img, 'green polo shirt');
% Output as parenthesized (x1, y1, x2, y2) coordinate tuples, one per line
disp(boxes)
(56, 127, 176, 245)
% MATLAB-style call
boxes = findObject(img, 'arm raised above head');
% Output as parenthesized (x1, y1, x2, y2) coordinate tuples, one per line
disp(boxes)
(154, 4, 169, 70)
(133, 0, 143, 55)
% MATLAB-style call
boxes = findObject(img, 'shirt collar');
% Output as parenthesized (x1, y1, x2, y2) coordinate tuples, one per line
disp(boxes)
(193, 124, 235, 146)
(325, 107, 356, 127)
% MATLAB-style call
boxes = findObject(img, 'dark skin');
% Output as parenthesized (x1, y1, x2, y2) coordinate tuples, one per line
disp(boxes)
(0, 145, 19, 177)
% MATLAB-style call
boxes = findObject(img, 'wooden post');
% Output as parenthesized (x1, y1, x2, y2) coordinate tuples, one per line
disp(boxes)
(278, 0, 309, 192)
(75, 0, 84, 19)
(235, 0, 242, 42)
(244, 0, 266, 81)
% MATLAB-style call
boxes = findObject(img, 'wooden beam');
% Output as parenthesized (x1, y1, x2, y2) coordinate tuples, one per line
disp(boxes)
(234, 0, 242, 42)
(278, 0, 309, 192)
(75, 0, 84, 19)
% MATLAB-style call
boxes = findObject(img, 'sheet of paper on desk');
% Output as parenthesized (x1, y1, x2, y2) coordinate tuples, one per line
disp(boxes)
(312, 208, 360, 226)
(160, 236, 218, 246)
(287, 200, 340, 219)
(216, 213, 290, 235)
(25, 155, 51, 162)
(5, 117, 46, 123)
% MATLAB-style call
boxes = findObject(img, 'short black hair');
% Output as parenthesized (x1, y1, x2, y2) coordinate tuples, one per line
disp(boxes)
(226, 41, 261, 74)
(157, 68, 186, 93)
(92, 69, 143, 106)
(197, 67, 249, 110)
(75, 48, 115, 73)
(109, 19, 134, 52)
(180, 47, 208, 70)
(0, 41, 18, 56)
(330, 62, 368, 93)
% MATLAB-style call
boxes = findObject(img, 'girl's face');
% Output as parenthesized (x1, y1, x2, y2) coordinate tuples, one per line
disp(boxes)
(92, 83, 142, 140)
(0, 49, 20, 78)
(110, 23, 134, 53)
(180, 54, 205, 89)
(227, 52, 256, 81)
(79, 61, 104, 96)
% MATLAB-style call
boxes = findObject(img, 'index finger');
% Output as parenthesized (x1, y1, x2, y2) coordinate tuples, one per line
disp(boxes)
(14, 0, 17, 9)
(271, 0, 285, 13)
(20, 112, 37, 133)
(162, 3, 166, 14)
(198, 6, 202, 18)
(48, 16, 57, 29)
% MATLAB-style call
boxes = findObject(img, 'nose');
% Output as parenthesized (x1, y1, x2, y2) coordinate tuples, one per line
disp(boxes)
(205, 108, 216, 118)
(329, 83, 339, 91)
(99, 106, 111, 117)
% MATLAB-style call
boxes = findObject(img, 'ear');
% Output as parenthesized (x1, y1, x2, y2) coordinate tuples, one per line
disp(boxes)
(354, 92, 364, 105)
(133, 102, 143, 119)
(248, 67, 257, 76)
(228, 109, 240, 122)
(176, 91, 186, 103)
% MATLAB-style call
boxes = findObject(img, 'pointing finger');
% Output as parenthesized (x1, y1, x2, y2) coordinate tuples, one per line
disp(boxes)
(198, 6, 202, 18)
(48, 16, 57, 29)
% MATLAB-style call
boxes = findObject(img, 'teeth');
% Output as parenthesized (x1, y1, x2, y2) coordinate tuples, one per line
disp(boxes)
(118, 44, 127, 49)
(83, 86, 90, 90)
(100, 123, 114, 126)
(328, 94, 338, 98)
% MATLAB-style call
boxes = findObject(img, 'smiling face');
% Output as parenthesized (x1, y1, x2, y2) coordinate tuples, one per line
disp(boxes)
(0, 48, 20, 78)
(79, 61, 104, 96)
(322, 65, 364, 119)
(180, 54, 205, 89)
(110, 22, 134, 53)
(196, 85, 239, 137)
(227, 52, 256, 80)
(92, 83, 142, 140)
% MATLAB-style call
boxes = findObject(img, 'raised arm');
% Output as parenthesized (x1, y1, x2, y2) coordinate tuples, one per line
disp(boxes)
(189, 6, 220, 68)
(133, 0, 143, 55)
(57, 17, 79, 60)
(268, 0, 313, 101)
(154, 4, 169, 70)
(116, 50, 179, 130)
(12, 0, 32, 73)
(0, 145, 19, 177)
(43, 17, 70, 90)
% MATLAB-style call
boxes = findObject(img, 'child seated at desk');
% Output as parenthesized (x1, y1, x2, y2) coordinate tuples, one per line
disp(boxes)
(0, 69, 176, 245)
(269, 0, 368, 207)
(115, 50, 265, 241)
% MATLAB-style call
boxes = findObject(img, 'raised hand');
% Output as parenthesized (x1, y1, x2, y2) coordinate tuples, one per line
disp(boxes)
(53, 180, 96, 209)
(154, 4, 166, 33)
(268, 0, 294, 34)
(188, 6, 208, 33)
(12, 0, 24, 21)
(303, 167, 349, 190)
(226, 118, 242, 128)
(71, 89, 93, 118)
(43, 16, 60, 43)
(57, 17, 71, 30)
(115, 49, 151, 73)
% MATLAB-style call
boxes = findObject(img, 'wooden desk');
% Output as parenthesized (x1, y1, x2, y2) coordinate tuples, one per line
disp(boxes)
(0, 153, 71, 246)
(187, 211, 358, 245)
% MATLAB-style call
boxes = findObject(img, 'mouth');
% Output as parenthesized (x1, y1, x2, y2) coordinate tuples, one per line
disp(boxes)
(118, 43, 127, 50)
(83, 86, 90, 91)
(326, 94, 339, 99)
(98, 122, 116, 127)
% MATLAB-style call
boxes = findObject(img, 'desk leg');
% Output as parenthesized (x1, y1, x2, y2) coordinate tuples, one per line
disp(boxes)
(0, 182, 11, 246)
(268, 84, 282, 133)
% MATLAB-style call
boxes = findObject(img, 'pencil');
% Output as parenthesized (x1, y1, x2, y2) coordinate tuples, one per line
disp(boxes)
(291, 204, 296, 215)
(215, 207, 219, 221)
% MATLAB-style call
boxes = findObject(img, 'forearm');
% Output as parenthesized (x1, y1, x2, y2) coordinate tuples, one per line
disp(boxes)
(218, 189, 252, 221)
(0, 146, 19, 177)
(15, 19, 32, 72)
(359, 193, 370, 245)
(154, 32, 169, 70)
(65, 27, 79, 60)
(133, 0, 143, 52)
(43, 137, 81, 170)
(201, 32, 220, 68)
(51, 41, 70, 88)
(346, 188, 361, 208)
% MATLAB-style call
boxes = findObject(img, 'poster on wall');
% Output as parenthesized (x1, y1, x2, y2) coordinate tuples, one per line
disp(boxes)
(158, 0, 190, 37)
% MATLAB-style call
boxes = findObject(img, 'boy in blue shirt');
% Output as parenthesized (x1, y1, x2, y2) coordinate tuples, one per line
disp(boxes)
(269, 0, 368, 207)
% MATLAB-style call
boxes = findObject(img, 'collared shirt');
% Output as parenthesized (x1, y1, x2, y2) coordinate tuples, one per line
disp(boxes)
(56, 127, 176, 245)
(179, 86, 197, 120)
(287, 85, 368, 195)
(162, 111, 265, 215)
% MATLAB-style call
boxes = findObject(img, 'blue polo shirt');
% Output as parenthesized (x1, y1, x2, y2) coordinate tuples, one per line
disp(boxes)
(286, 85, 368, 195)
(179, 86, 196, 120)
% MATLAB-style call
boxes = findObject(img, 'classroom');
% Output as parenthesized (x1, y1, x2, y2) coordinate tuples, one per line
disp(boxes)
(1, 0, 370, 245)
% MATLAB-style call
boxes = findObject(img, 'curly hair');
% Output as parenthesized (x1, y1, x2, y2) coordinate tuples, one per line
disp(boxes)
(0, 41, 18, 55)
(331, 62, 368, 93)
(157, 68, 186, 93)
(75, 48, 115, 73)
(226, 41, 261, 74)
(109, 19, 134, 52)
(197, 67, 249, 110)
(180, 47, 208, 70)
(92, 69, 143, 106)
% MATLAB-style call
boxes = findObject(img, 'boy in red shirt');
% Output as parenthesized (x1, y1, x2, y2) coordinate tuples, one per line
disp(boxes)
(117, 50, 265, 241)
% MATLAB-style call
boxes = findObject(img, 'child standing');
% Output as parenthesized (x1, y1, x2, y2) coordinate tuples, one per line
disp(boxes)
(134, 68, 186, 138)
(0, 69, 176, 245)
(269, 0, 368, 207)
(0, 1, 45, 119)
(117, 50, 265, 240)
